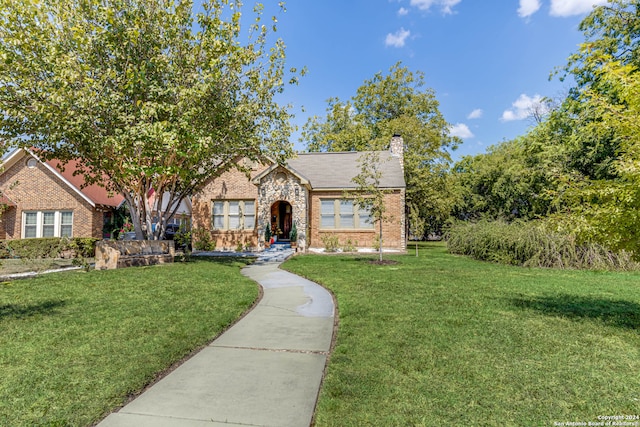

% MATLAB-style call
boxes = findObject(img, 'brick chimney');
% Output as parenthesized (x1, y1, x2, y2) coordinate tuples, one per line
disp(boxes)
(390, 133, 404, 171)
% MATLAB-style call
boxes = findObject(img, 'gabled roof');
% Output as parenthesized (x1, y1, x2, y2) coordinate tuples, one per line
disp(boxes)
(46, 159, 125, 208)
(1, 148, 125, 208)
(251, 161, 310, 186)
(285, 150, 405, 189)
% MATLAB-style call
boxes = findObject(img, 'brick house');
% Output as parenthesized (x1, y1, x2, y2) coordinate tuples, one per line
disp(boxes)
(0, 148, 125, 240)
(191, 135, 406, 252)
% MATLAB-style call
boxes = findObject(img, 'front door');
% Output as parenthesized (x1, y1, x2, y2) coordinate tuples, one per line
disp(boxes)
(270, 201, 292, 240)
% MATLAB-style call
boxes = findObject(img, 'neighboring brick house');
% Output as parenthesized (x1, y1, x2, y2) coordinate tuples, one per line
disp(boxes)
(0, 148, 125, 240)
(191, 135, 406, 252)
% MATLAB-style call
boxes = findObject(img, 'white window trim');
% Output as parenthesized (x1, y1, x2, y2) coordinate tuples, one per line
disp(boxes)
(319, 199, 374, 230)
(22, 211, 73, 238)
(212, 200, 256, 231)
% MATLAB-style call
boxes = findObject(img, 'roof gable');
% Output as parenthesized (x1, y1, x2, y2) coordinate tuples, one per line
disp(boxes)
(1, 149, 124, 208)
(46, 159, 125, 208)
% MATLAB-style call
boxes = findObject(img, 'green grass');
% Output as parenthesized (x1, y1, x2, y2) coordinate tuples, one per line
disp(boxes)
(283, 242, 640, 427)
(0, 258, 258, 427)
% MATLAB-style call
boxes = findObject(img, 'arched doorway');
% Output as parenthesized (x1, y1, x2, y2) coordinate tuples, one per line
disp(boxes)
(270, 201, 292, 240)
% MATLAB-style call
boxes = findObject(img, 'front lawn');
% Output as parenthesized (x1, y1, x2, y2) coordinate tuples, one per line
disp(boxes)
(0, 258, 258, 427)
(283, 242, 640, 427)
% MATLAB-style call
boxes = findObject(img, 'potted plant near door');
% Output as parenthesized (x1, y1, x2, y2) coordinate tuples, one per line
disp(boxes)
(290, 222, 298, 249)
(264, 224, 271, 248)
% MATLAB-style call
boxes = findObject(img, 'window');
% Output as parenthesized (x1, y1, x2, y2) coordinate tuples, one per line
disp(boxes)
(319, 199, 374, 229)
(320, 200, 335, 229)
(24, 212, 37, 238)
(22, 211, 73, 238)
(42, 212, 55, 237)
(60, 212, 73, 237)
(211, 200, 256, 230)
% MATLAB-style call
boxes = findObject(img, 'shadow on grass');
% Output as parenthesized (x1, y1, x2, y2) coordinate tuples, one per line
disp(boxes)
(511, 295, 640, 329)
(185, 256, 255, 267)
(0, 300, 67, 320)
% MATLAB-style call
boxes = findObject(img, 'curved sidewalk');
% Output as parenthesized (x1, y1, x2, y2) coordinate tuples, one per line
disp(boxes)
(98, 254, 335, 427)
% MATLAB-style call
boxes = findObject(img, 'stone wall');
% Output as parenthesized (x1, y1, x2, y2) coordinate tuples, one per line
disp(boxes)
(95, 240, 175, 270)
(256, 167, 308, 250)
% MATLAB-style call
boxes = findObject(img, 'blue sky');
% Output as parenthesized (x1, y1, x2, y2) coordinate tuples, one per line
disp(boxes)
(264, 0, 607, 160)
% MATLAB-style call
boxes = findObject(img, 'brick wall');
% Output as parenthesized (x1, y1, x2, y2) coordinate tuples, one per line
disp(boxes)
(309, 189, 405, 250)
(192, 165, 266, 250)
(192, 161, 407, 252)
(0, 153, 101, 239)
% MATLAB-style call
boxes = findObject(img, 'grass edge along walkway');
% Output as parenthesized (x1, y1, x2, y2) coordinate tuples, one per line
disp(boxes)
(0, 258, 259, 427)
(282, 242, 640, 427)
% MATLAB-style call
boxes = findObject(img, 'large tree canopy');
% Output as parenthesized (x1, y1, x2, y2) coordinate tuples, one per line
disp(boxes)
(450, 0, 640, 255)
(301, 63, 458, 236)
(0, 0, 298, 239)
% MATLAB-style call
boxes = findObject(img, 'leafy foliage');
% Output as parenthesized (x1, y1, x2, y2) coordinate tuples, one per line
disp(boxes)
(320, 234, 340, 252)
(302, 62, 458, 234)
(0, 238, 99, 259)
(449, 1, 640, 258)
(446, 220, 639, 271)
(191, 227, 215, 251)
(345, 151, 390, 261)
(0, 0, 299, 239)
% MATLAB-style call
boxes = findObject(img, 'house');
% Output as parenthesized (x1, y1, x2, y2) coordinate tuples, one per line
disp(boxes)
(191, 135, 406, 252)
(0, 148, 125, 240)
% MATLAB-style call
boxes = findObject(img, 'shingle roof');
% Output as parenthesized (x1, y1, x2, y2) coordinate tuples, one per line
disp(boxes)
(1, 149, 124, 208)
(286, 151, 405, 189)
(46, 159, 125, 208)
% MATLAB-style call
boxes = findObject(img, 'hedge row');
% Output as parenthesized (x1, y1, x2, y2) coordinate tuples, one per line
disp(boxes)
(0, 237, 99, 259)
(446, 220, 640, 271)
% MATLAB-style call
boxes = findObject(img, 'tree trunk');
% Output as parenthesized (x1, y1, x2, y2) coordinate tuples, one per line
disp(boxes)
(379, 220, 383, 262)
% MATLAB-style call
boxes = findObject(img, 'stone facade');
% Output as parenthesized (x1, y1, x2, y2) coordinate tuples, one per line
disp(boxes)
(254, 166, 308, 250)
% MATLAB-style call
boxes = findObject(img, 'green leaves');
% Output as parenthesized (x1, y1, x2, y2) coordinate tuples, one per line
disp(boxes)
(301, 62, 456, 234)
(0, 0, 298, 239)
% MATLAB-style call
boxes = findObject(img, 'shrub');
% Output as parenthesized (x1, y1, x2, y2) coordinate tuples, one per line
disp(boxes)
(321, 234, 340, 252)
(192, 227, 216, 251)
(342, 238, 357, 252)
(0, 237, 99, 259)
(290, 222, 298, 243)
(446, 220, 640, 271)
(372, 236, 383, 252)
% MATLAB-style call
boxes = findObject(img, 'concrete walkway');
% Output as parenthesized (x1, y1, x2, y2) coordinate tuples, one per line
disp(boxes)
(98, 252, 335, 427)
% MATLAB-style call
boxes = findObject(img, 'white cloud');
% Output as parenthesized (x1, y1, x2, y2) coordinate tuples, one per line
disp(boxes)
(501, 94, 546, 122)
(549, 0, 608, 17)
(398, 7, 409, 16)
(449, 123, 474, 139)
(518, 0, 541, 17)
(410, 0, 461, 14)
(385, 28, 411, 48)
(467, 108, 483, 119)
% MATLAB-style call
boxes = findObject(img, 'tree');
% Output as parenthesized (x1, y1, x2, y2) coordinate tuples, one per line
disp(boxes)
(562, 0, 640, 90)
(408, 204, 425, 257)
(302, 62, 458, 235)
(0, 0, 299, 239)
(346, 151, 390, 262)
(449, 136, 557, 222)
